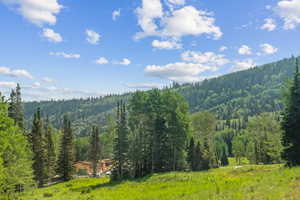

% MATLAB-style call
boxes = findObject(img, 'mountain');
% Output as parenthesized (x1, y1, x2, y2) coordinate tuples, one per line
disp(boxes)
(24, 56, 297, 136)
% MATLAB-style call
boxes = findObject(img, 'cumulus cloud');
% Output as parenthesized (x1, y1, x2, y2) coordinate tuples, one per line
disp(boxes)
(42, 28, 63, 43)
(238, 45, 252, 55)
(232, 59, 256, 72)
(260, 43, 278, 55)
(161, 6, 222, 40)
(145, 62, 214, 83)
(0, 66, 33, 79)
(86, 29, 101, 45)
(261, 18, 276, 31)
(135, 0, 163, 38)
(275, 0, 300, 29)
(181, 51, 229, 69)
(135, 1, 222, 40)
(112, 9, 121, 20)
(0, 0, 63, 26)
(95, 57, 109, 65)
(119, 58, 131, 66)
(49, 52, 80, 59)
(152, 40, 182, 50)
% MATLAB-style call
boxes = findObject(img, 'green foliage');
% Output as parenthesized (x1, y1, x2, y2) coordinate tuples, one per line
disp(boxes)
(245, 114, 283, 164)
(191, 111, 217, 168)
(0, 94, 34, 196)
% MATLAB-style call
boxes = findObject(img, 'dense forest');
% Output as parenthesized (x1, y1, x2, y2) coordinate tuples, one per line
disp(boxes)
(2, 56, 300, 199)
(24, 56, 296, 137)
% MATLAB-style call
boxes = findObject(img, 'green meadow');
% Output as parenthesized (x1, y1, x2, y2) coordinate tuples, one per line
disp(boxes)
(19, 164, 300, 200)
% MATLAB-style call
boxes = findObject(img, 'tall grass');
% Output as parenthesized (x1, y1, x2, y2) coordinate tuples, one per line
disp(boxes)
(19, 165, 300, 200)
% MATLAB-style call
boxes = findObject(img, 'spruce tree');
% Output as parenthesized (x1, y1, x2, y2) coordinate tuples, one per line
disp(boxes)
(187, 137, 195, 170)
(282, 59, 300, 166)
(31, 108, 46, 187)
(90, 126, 101, 177)
(8, 84, 24, 129)
(45, 116, 56, 181)
(57, 116, 75, 181)
(112, 101, 129, 180)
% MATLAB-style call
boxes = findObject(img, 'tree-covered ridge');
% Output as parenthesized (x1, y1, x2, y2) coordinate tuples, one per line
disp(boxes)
(177, 57, 295, 119)
(24, 56, 297, 136)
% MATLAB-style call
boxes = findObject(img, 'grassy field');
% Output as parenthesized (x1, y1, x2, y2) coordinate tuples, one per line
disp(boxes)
(19, 164, 300, 200)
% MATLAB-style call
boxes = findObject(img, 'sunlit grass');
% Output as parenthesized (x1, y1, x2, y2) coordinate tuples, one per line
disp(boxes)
(19, 164, 300, 200)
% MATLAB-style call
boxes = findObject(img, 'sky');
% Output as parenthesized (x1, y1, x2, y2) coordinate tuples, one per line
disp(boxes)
(1, 0, 300, 101)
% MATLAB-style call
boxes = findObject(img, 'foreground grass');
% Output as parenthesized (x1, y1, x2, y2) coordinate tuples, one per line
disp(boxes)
(20, 165, 300, 200)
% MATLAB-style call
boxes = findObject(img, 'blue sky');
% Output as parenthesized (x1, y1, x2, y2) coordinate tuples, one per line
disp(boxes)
(1, 0, 300, 101)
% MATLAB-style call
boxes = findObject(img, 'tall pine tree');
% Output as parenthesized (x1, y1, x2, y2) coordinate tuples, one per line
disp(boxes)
(45, 116, 56, 181)
(31, 108, 46, 187)
(112, 101, 129, 180)
(8, 84, 24, 129)
(89, 126, 101, 177)
(57, 116, 75, 181)
(282, 59, 300, 166)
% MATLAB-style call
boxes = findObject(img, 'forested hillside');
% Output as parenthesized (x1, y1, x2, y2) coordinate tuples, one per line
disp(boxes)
(24, 56, 297, 136)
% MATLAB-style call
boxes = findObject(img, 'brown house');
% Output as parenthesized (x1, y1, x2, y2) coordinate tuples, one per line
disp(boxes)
(75, 159, 113, 176)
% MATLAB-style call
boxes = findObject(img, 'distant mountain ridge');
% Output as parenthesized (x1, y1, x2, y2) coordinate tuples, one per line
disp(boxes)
(24, 56, 297, 136)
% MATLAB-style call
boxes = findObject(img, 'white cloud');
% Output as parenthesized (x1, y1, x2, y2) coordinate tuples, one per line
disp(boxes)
(145, 62, 215, 83)
(219, 46, 228, 52)
(152, 40, 182, 50)
(86, 29, 101, 45)
(95, 57, 109, 65)
(161, 6, 222, 40)
(232, 59, 256, 72)
(0, 81, 17, 88)
(1, 0, 63, 26)
(260, 43, 278, 55)
(238, 45, 252, 55)
(126, 83, 164, 89)
(276, 0, 300, 29)
(181, 51, 229, 69)
(42, 77, 54, 83)
(0, 66, 33, 79)
(261, 18, 276, 31)
(49, 52, 80, 59)
(135, 1, 222, 40)
(118, 58, 131, 66)
(112, 9, 121, 21)
(135, 0, 163, 38)
(42, 28, 63, 43)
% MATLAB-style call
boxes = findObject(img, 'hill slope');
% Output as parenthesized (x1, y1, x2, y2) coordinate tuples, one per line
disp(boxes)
(20, 165, 300, 200)
(24, 56, 297, 136)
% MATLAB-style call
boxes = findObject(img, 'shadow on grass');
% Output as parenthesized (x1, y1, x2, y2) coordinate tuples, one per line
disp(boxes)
(73, 175, 153, 192)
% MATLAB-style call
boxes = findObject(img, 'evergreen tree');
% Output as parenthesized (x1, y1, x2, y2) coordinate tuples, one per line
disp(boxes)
(112, 101, 129, 180)
(282, 59, 300, 166)
(31, 108, 47, 187)
(57, 116, 75, 181)
(194, 142, 204, 171)
(8, 84, 24, 129)
(187, 137, 195, 170)
(45, 116, 56, 181)
(89, 126, 101, 177)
